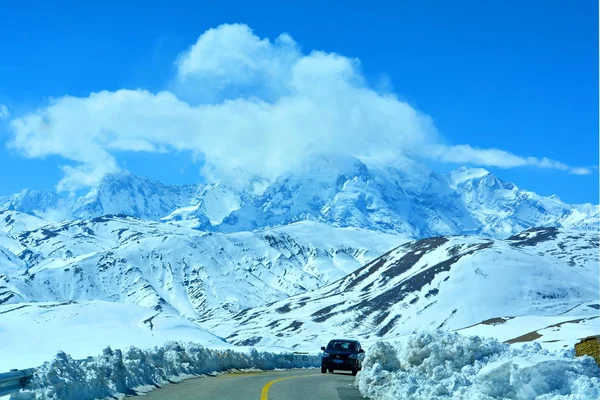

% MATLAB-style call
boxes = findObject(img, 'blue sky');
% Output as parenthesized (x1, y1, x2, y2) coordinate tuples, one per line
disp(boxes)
(0, 0, 597, 203)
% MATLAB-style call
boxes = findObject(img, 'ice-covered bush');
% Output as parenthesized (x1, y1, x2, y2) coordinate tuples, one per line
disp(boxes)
(356, 331, 600, 400)
(11, 342, 319, 400)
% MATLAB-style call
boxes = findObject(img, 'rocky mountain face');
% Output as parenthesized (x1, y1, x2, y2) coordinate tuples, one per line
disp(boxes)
(0, 173, 200, 222)
(71, 172, 200, 220)
(0, 189, 65, 217)
(446, 167, 599, 236)
(213, 155, 480, 237)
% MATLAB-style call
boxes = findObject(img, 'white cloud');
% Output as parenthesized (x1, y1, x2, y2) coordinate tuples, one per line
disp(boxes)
(174, 23, 301, 103)
(58, 161, 120, 192)
(428, 145, 592, 175)
(6, 24, 593, 191)
(569, 167, 593, 175)
(0, 104, 9, 119)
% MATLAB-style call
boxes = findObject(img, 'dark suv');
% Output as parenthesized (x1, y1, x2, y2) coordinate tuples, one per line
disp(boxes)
(320, 339, 365, 375)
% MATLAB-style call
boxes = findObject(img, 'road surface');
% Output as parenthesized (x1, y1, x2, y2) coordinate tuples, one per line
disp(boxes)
(141, 369, 366, 400)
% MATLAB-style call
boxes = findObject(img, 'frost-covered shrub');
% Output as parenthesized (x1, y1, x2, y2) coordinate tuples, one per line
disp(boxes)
(356, 331, 600, 400)
(11, 342, 319, 400)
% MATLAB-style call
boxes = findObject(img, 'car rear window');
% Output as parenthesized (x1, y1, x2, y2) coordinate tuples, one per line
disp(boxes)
(327, 341, 357, 351)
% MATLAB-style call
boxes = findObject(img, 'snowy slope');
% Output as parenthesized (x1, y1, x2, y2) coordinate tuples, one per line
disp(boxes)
(204, 228, 599, 349)
(456, 305, 600, 351)
(0, 300, 228, 371)
(0, 211, 50, 259)
(0, 213, 404, 319)
(160, 182, 246, 229)
(1, 210, 49, 235)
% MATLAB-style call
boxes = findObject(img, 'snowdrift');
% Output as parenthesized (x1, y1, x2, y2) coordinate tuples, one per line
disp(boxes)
(11, 342, 319, 400)
(357, 331, 600, 400)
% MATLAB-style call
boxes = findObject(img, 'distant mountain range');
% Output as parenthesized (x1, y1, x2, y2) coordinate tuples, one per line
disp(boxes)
(1, 155, 597, 238)
(0, 155, 598, 354)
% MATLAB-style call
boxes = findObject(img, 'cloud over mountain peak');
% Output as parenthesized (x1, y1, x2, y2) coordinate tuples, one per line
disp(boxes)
(7, 24, 592, 192)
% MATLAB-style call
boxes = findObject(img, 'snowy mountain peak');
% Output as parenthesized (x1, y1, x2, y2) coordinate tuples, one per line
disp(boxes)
(441, 166, 599, 236)
(93, 171, 189, 196)
(72, 172, 199, 220)
(0, 188, 64, 216)
(297, 153, 370, 177)
(446, 166, 493, 187)
(547, 194, 562, 202)
(2, 157, 598, 237)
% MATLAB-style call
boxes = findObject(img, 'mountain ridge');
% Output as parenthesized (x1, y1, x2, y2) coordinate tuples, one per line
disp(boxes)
(0, 211, 404, 319)
(1, 156, 597, 238)
(202, 226, 599, 349)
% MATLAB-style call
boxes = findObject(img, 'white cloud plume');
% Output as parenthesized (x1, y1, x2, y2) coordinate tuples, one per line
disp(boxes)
(0, 104, 9, 120)
(175, 24, 301, 103)
(569, 167, 593, 175)
(6, 24, 592, 191)
(428, 144, 591, 175)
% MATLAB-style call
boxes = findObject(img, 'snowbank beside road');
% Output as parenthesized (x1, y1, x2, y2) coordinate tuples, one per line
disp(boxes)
(357, 331, 600, 400)
(11, 342, 319, 400)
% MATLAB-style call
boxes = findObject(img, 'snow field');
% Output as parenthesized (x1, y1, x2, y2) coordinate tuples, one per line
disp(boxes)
(356, 331, 600, 400)
(0, 301, 231, 371)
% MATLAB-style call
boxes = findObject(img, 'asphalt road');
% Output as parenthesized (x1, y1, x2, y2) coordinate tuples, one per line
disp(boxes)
(141, 369, 366, 400)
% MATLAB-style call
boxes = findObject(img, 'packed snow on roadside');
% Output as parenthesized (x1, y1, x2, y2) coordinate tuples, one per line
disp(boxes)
(356, 331, 600, 400)
(10, 341, 319, 400)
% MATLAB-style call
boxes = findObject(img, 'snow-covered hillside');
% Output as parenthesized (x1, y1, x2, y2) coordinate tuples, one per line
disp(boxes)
(1, 210, 49, 235)
(2, 155, 597, 238)
(204, 227, 599, 350)
(0, 212, 403, 319)
(0, 300, 228, 371)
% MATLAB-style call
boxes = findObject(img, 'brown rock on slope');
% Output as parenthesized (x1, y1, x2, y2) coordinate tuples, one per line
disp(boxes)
(575, 336, 600, 366)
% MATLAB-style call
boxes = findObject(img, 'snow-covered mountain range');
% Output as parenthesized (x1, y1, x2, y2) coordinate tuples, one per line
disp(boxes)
(1, 155, 598, 238)
(0, 211, 403, 319)
(203, 227, 599, 350)
(0, 155, 598, 372)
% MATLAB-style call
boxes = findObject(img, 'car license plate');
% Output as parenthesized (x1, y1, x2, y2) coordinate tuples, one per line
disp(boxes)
(333, 359, 344, 364)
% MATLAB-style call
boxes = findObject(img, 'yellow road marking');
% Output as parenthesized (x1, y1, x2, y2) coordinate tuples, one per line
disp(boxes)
(260, 374, 321, 400)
